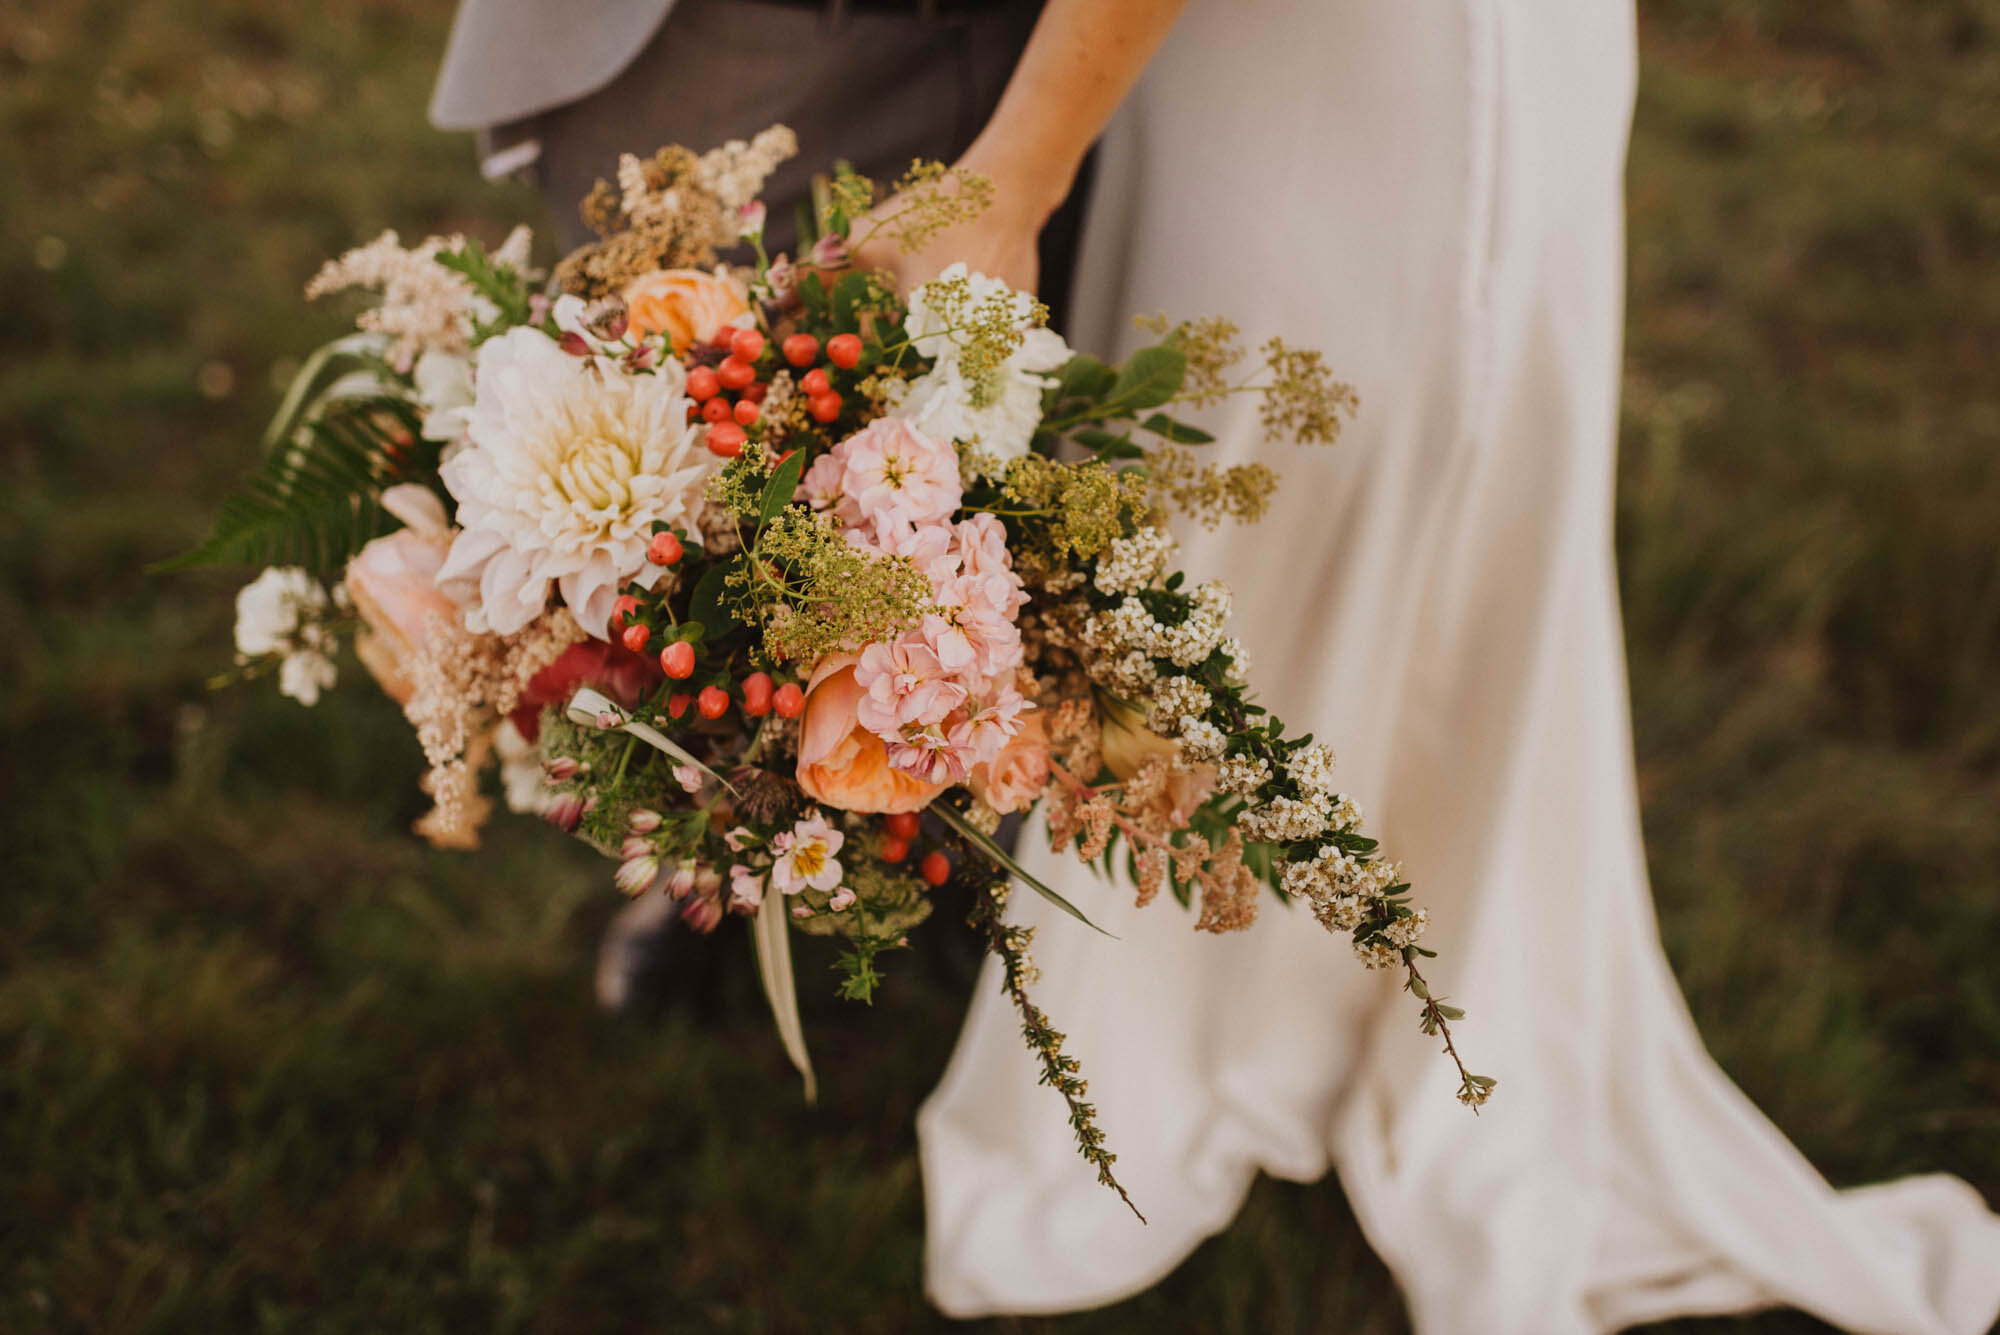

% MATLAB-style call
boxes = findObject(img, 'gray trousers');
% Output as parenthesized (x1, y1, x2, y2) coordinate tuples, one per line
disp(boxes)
(501, 0, 1092, 330)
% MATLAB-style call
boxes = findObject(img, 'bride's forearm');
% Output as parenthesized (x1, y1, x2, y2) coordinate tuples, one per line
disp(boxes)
(959, 0, 1187, 221)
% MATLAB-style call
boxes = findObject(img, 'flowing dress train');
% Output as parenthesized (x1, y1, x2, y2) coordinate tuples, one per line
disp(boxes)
(916, 3, 2000, 1330)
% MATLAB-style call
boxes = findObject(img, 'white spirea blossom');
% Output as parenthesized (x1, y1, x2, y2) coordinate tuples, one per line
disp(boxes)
(1215, 754, 1272, 796)
(1094, 527, 1174, 596)
(234, 566, 339, 706)
(1287, 744, 1340, 803)
(1178, 719, 1228, 762)
(1148, 675, 1213, 733)
(1354, 940, 1402, 970)
(894, 263, 1071, 463)
(436, 327, 710, 639)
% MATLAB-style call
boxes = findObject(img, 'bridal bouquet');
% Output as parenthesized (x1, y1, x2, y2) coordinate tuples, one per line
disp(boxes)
(176, 127, 1491, 1214)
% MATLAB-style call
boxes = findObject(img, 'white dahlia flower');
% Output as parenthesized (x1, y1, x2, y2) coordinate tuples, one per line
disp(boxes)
(437, 327, 709, 639)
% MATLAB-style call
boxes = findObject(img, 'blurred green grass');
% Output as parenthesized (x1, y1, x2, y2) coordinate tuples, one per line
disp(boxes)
(3, 0, 1997, 1330)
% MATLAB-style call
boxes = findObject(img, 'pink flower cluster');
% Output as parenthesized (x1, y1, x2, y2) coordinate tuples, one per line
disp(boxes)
(804, 418, 1029, 785)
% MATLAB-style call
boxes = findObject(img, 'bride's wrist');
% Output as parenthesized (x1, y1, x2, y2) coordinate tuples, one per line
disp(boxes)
(956, 134, 1079, 228)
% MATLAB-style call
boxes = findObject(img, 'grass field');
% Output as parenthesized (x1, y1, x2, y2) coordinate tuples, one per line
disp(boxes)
(4, 1, 1997, 1330)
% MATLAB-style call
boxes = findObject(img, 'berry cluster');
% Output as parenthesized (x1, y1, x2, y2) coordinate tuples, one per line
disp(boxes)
(688, 326, 864, 459)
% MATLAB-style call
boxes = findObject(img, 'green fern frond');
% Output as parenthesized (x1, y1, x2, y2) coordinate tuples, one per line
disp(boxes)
(158, 397, 440, 575)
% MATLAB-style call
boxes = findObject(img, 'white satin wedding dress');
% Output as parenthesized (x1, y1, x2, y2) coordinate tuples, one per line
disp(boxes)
(917, 2, 2000, 1330)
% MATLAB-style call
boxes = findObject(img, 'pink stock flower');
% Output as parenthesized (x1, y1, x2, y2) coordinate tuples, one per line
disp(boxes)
(853, 637, 966, 737)
(921, 575, 1023, 681)
(954, 683, 1028, 769)
(834, 418, 962, 548)
(801, 451, 851, 519)
(886, 729, 970, 786)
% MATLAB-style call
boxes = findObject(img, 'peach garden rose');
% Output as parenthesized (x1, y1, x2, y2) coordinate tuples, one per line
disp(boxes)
(622, 268, 749, 353)
(796, 654, 947, 815)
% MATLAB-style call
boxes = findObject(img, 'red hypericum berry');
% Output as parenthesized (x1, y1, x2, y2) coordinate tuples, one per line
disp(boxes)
(701, 396, 734, 425)
(696, 685, 730, 720)
(620, 623, 650, 653)
(919, 850, 951, 887)
(826, 332, 863, 369)
(667, 692, 693, 719)
(716, 356, 756, 391)
(729, 327, 766, 362)
(659, 641, 696, 680)
(686, 366, 721, 401)
(739, 671, 774, 717)
(646, 531, 684, 565)
(706, 421, 747, 457)
(883, 811, 922, 841)
(772, 681, 805, 718)
(782, 333, 819, 367)
(611, 594, 641, 630)
(740, 380, 769, 404)
(808, 393, 842, 424)
(799, 367, 831, 397)
(732, 397, 760, 426)
(879, 835, 910, 864)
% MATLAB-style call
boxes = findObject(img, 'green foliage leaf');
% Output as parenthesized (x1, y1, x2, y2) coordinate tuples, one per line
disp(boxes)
(689, 557, 742, 642)
(1109, 345, 1186, 412)
(1072, 428, 1144, 462)
(829, 270, 873, 334)
(934, 805, 1115, 937)
(1055, 353, 1118, 401)
(432, 239, 532, 342)
(757, 448, 807, 527)
(1140, 413, 1215, 445)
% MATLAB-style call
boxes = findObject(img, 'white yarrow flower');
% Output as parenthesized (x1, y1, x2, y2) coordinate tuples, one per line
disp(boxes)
(436, 327, 710, 639)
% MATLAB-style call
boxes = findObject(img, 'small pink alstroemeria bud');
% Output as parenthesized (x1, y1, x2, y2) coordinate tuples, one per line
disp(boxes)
(810, 233, 847, 270)
(681, 894, 723, 934)
(737, 201, 767, 241)
(765, 255, 796, 301)
(627, 808, 663, 834)
(614, 854, 660, 897)
(666, 866, 697, 900)
(558, 330, 591, 357)
(545, 792, 587, 833)
(544, 755, 580, 781)
(619, 835, 653, 862)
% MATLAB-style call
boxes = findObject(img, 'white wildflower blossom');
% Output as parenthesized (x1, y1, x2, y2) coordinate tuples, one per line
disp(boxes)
(234, 566, 340, 707)
(895, 263, 1071, 462)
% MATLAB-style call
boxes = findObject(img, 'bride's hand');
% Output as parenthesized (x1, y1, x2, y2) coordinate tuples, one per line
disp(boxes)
(847, 148, 1064, 296)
